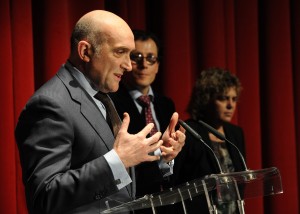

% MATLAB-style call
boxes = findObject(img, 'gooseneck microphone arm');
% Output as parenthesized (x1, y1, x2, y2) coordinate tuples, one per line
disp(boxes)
(178, 120, 224, 174)
(198, 120, 248, 171)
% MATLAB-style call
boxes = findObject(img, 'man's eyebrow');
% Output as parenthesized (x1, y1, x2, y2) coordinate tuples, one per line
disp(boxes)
(114, 46, 132, 52)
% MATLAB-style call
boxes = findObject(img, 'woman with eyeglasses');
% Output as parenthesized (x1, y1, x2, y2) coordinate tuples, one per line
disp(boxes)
(173, 68, 246, 214)
(110, 30, 182, 214)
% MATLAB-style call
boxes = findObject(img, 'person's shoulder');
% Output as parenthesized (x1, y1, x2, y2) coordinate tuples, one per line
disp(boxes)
(185, 118, 197, 125)
(159, 96, 174, 106)
(224, 122, 243, 130)
(164, 95, 174, 104)
(28, 67, 75, 106)
(185, 118, 202, 130)
(224, 122, 244, 137)
(153, 91, 174, 105)
(154, 94, 175, 113)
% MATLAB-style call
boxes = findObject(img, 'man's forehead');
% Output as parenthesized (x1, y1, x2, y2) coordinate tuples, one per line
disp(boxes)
(105, 30, 134, 49)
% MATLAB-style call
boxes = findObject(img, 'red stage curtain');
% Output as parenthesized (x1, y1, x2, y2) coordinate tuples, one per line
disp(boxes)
(1, 0, 299, 213)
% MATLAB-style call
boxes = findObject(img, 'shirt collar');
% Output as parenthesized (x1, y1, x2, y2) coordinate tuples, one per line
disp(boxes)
(65, 61, 98, 97)
(128, 86, 155, 102)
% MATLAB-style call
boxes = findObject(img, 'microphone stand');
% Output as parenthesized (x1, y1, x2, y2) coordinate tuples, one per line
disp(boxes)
(198, 120, 247, 214)
(178, 120, 222, 214)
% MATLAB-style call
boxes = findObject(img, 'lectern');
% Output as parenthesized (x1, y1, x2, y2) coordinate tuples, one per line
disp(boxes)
(100, 167, 283, 214)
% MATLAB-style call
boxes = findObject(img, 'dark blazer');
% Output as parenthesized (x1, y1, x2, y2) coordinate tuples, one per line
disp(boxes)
(110, 82, 175, 198)
(173, 119, 246, 214)
(15, 65, 132, 214)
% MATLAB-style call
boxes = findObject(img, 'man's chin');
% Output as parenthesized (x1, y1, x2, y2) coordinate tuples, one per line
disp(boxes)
(110, 85, 120, 93)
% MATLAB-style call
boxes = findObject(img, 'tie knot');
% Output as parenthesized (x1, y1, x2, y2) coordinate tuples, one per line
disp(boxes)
(94, 91, 108, 101)
(137, 95, 151, 107)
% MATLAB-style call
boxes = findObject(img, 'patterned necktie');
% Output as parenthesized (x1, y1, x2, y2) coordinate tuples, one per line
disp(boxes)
(94, 92, 121, 137)
(137, 95, 158, 136)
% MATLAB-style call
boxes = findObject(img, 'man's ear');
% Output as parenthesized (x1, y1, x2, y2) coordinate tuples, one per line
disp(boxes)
(78, 41, 91, 62)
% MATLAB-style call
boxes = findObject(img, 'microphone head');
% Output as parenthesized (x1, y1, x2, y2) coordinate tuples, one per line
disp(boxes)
(178, 119, 185, 127)
(198, 120, 226, 141)
(178, 119, 203, 140)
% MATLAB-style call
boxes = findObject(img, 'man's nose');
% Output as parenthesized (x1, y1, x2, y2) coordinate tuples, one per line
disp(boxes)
(123, 55, 133, 72)
(136, 58, 148, 68)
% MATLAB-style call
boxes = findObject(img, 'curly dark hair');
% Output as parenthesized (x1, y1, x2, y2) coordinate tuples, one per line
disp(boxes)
(187, 68, 242, 120)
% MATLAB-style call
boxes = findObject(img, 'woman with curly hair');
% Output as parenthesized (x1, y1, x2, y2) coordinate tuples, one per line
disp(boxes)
(173, 68, 246, 214)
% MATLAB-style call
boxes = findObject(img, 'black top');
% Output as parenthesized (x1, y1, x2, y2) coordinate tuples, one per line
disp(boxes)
(172, 119, 245, 214)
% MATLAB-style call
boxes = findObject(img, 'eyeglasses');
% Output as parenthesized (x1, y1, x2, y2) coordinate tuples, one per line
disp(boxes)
(130, 52, 158, 65)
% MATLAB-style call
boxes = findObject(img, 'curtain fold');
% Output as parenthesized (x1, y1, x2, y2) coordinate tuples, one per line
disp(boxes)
(11, 0, 35, 213)
(1, 0, 17, 213)
(162, 0, 194, 120)
(1, 0, 299, 213)
(291, 0, 300, 208)
(259, 1, 298, 213)
(235, 1, 263, 212)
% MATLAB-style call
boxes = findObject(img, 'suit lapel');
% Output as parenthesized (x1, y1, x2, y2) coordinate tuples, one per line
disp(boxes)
(80, 95, 115, 150)
(57, 65, 115, 150)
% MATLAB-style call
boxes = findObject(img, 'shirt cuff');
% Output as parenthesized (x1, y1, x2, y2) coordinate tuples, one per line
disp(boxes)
(104, 149, 132, 190)
(155, 149, 174, 177)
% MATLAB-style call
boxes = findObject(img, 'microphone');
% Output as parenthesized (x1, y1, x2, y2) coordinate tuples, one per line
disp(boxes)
(198, 120, 248, 171)
(178, 119, 224, 174)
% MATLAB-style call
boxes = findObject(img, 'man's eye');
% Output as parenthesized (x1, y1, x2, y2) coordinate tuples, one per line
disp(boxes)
(116, 50, 125, 54)
(114, 49, 127, 56)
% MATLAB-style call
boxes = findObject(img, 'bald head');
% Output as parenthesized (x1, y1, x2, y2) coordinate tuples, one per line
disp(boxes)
(78, 10, 131, 31)
(70, 10, 133, 56)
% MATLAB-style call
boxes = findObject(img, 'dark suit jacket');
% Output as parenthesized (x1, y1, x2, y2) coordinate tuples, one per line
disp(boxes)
(110, 83, 175, 198)
(15, 65, 132, 214)
(173, 119, 246, 214)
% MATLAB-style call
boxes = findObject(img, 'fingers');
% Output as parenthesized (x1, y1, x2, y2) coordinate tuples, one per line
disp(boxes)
(162, 138, 176, 149)
(168, 112, 179, 133)
(147, 133, 162, 153)
(115, 114, 167, 167)
(149, 138, 163, 149)
(144, 139, 163, 162)
(160, 145, 173, 155)
(119, 112, 130, 133)
(138, 129, 163, 160)
(147, 155, 161, 162)
(179, 124, 186, 134)
(160, 130, 185, 160)
(139, 122, 155, 136)
(176, 130, 186, 145)
(148, 131, 162, 145)
(160, 145, 175, 162)
(171, 131, 185, 150)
